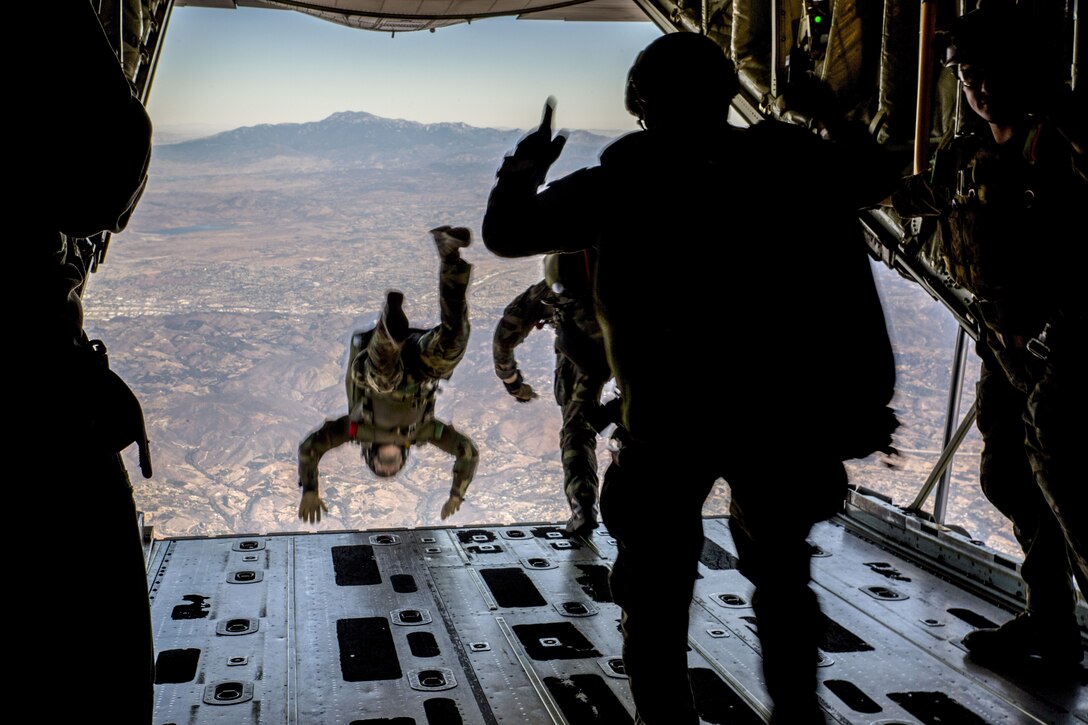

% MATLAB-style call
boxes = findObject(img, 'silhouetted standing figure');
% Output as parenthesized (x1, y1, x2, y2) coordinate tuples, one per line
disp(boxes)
(17, 1, 155, 722)
(482, 32, 899, 724)
(297, 227, 479, 523)
(493, 250, 613, 534)
(890, 2, 1087, 668)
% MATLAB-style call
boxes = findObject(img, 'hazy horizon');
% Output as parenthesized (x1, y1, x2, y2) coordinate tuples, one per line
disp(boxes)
(148, 7, 660, 136)
(151, 110, 633, 147)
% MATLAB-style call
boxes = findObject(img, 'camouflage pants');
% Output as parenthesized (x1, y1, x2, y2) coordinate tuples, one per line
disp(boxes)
(553, 351, 608, 506)
(365, 257, 472, 390)
(976, 342, 1088, 618)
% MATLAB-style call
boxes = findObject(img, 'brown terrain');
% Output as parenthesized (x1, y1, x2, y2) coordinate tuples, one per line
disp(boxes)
(82, 112, 1016, 560)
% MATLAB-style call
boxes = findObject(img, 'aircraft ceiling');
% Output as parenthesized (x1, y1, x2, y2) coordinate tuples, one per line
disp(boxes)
(175, 0, 651, 32)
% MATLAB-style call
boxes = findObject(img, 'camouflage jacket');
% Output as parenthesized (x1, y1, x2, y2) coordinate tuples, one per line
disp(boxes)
(299, 328, 478, 499)
(492, 277, 607, 383)
(892, 120, 1087, 352)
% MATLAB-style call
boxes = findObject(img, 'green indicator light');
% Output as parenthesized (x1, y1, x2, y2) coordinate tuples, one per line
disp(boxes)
(813, 14, 823, 23)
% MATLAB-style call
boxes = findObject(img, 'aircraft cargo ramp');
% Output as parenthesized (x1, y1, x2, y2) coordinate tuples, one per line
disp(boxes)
(147, 490, 1088, 725)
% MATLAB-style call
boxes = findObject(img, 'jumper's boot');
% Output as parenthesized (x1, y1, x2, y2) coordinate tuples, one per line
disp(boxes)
(962, 612, 1084, 669)
(361, 290, 409, 393)
(431, 225, 472, 262)
(381, 290, 410, 343)
(565, 491, 599, 536)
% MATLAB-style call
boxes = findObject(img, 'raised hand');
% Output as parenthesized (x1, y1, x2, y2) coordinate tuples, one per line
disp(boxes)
(509, 97, 568, 186)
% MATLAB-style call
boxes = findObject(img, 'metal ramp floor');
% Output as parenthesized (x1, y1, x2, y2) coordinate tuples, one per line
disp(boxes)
(147, 515, 1088, 724)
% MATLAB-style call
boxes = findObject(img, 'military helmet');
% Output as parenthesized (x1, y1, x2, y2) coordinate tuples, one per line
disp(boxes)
(939, 1, 1056, 113)
(941, 2, 1007, 67)
(940, 1, 1046, 72)
(625, 32, 738, 127)
(364, 443, 409, 478)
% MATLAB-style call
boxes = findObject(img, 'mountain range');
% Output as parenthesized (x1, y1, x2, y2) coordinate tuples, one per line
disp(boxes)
(153, 110, 614, 174)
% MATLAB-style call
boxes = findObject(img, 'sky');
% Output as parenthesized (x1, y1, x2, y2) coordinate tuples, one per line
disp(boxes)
(148, 6, 663, 138)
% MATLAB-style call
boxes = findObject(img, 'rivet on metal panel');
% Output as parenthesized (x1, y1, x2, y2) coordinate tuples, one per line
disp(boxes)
(214, 683, 243, 701)
(227, 570, 264, 584)
(408, 668, 457, 691)
(419, 671, 446, 687)
(862, 585, 908, 601)
(227, 656, 248, 666)
(707, 628, 730, 638)
(540, 637, 561, 647)
(921, 618, 944, 627)
(469, 642, 491, 651)
(215, 618, 258, 636)
(716, 593, 748, 607)
(392, 608, 432, 626)
(202, 680, 254, 705)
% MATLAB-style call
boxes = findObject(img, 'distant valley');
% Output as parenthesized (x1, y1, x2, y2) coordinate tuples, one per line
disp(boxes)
(82, 111, 1015, 559)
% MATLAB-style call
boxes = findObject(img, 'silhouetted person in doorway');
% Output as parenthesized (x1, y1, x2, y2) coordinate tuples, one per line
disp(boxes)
(482, 32, 900, 724)
(17, 2, 155, 722)
(890, 1, 1087, 669)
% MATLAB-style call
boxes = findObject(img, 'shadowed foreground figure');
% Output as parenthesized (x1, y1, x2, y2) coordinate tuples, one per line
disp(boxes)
(493, 250, 615, 534)
(890, 1, 1087, 669)
(297, 227, 479, 523)
(18, 2, 155, 722)
(482, 32, 899, 725)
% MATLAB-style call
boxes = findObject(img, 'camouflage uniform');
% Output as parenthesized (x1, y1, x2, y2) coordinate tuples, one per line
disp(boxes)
(893, 120, 1088, 644)
(299, 256, 478, 507)
(493, 254, 611, 525)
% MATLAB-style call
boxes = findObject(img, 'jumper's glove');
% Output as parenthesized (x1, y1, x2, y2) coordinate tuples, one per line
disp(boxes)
(588, 395, 623, 433)
(501, 97, 567, 188)
(298, 490, 329, 524)
(441, 493, 463, 520)
(503, 371, 539, 402)
(773, 72, 843, 138)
